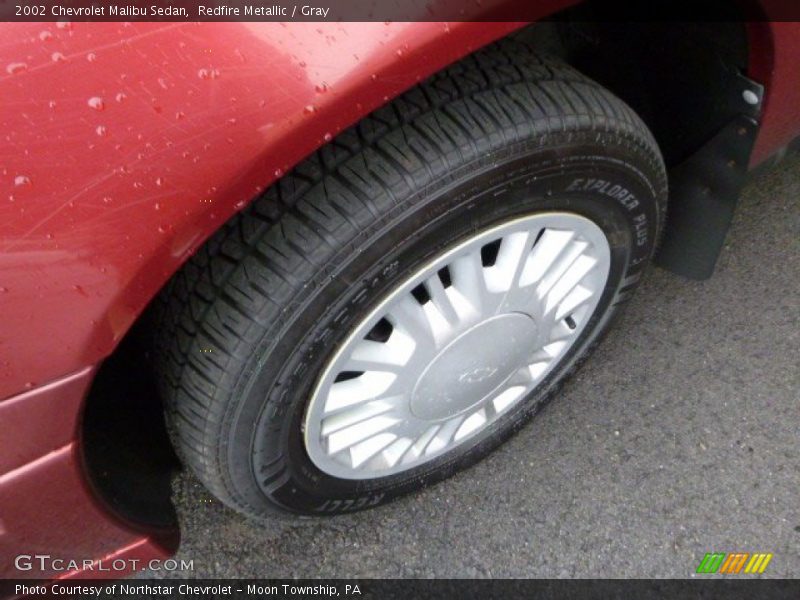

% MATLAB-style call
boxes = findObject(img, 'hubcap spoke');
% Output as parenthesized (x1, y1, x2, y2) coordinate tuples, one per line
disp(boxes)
(304, 212, 611, 479)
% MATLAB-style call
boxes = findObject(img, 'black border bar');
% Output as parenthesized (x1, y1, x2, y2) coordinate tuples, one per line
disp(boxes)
(4, 0, 800, 22)
(3, 579, 800, 600)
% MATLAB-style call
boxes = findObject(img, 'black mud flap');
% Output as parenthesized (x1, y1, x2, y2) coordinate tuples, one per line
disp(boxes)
(655, 76, 764, 280)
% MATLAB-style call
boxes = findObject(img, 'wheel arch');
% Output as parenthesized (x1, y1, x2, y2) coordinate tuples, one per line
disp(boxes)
(75, 6, 778, 513)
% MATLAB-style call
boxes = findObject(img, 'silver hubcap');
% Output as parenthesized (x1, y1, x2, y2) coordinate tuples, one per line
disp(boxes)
(303, 212, 611, 480)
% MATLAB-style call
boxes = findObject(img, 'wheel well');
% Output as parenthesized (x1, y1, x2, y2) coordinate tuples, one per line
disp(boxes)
(80, 332, 180, 530)
(514, 1, 757, 279)
(515, 1, 751, 168)
(80, 9, 754, 515)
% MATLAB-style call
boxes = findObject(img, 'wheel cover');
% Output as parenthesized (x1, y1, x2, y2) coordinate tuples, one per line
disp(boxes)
(303, 212, 611, 480)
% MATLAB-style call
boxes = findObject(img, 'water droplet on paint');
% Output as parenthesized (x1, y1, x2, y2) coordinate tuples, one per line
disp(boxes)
(6, 63, 27, 75)
(197, 68, 220, 80)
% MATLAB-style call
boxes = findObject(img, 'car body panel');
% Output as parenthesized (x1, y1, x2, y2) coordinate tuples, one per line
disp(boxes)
(748, 21, 800, 164)
(0, 366, 92, 474)
(0, 20, 534, 400)
(1, 8, 800, 579)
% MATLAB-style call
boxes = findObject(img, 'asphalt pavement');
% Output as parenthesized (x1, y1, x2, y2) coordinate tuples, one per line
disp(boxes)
(151, 152, 799, 579)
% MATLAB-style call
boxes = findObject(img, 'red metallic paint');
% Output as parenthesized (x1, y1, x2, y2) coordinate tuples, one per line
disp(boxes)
(1, 8, 800, 582)
(748, 21, 800, 164)
(0, 366, 93, 474)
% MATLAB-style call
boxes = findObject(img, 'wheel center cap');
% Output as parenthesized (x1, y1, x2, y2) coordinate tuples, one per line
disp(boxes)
(410, 313, 538, 421)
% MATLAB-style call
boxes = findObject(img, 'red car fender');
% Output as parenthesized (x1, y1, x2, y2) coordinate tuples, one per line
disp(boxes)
(0, 20, 549, 400)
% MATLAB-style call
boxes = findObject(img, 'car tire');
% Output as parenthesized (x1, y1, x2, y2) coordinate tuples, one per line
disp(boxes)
(151, 39, 667, 518)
